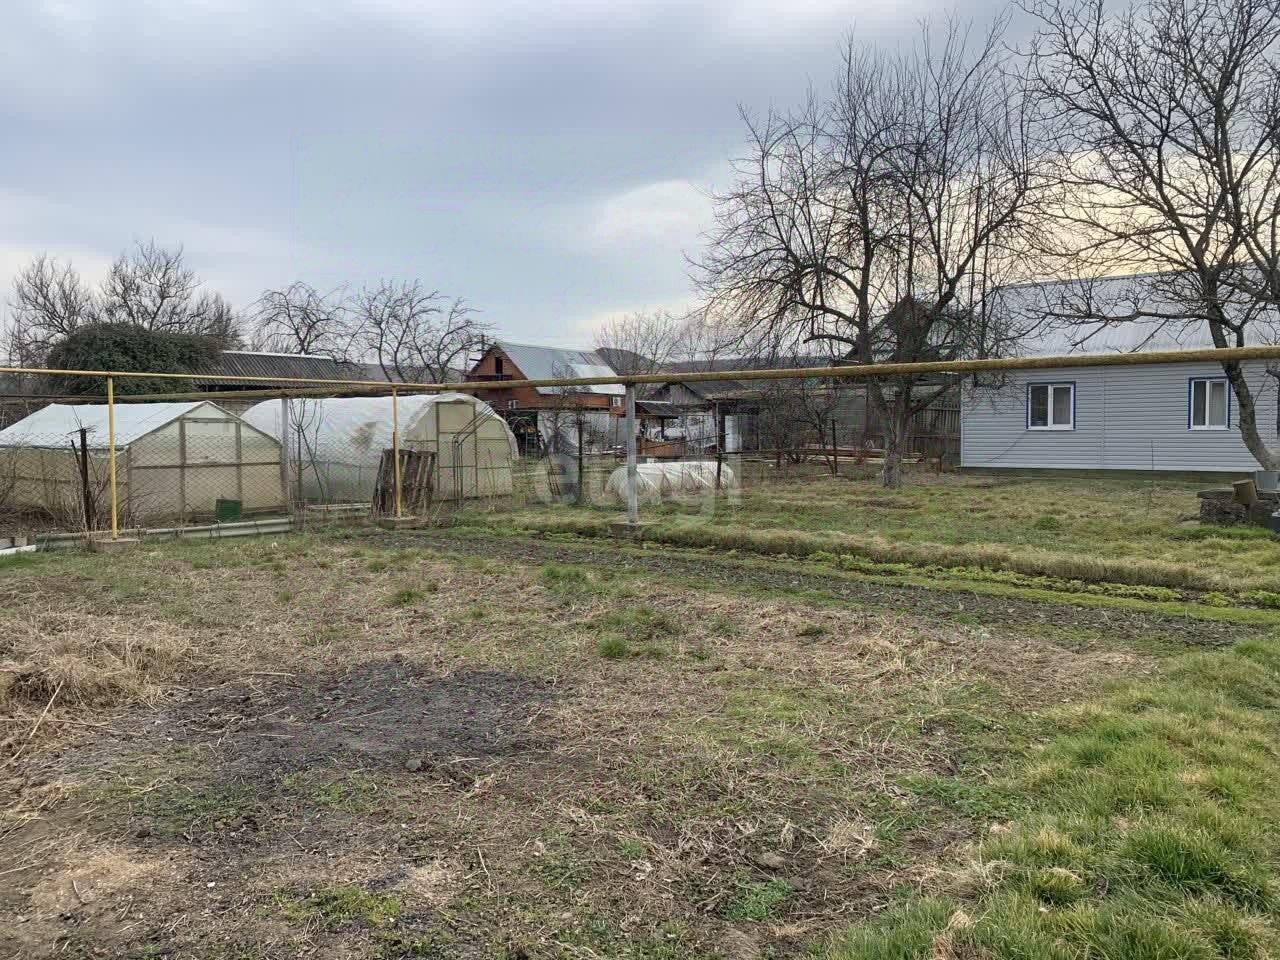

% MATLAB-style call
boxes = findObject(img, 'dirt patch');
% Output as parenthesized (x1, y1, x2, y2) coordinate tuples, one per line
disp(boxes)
(154, 658, 555, 780)
(5, 661, 554, 959)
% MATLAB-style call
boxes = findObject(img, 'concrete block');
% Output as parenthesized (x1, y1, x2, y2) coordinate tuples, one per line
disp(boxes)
(608, 520, 652, 539)
(91, 537, 140, 554)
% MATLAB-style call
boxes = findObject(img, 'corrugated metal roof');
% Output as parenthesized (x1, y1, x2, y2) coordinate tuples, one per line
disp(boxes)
(0, 401, 216, 449)
(996, 273, 1279, 356)
(195, 351, 376, 385)
(495, 342, 625, 395)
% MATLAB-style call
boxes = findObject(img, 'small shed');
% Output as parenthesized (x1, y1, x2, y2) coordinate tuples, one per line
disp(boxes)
(0, 401, 286, 523)
(242, 392, 518, 504)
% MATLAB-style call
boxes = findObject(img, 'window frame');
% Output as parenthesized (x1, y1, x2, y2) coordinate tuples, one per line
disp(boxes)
(1025, 381, 1076, 432)
(1187, 376, 1231, 431)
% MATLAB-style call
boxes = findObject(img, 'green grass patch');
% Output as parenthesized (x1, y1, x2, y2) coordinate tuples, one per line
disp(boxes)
(276, 884, 401, 930)
(389, 587, 425, 607)
(823, 635, 1280, 959)
(724, 878, 794, 922)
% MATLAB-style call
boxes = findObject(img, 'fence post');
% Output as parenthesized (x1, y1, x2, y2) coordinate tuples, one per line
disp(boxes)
(830, 417, 839, 476)
(392, 387, 403, 518)
(575, 414, 585, 505)
(78, 427, 94, 531)
(624, 384, 638, 525)
(106, 376, 118, 540)
(715, 401, 724, 492)
(279, 395, 292, 513)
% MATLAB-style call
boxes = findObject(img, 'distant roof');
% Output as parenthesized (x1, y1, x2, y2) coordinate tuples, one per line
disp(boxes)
(595, 346, 653, 374)
(195, 351, 376, 386)
(996, 273, 1279, 356)
(493, 341, 625, 395)
(664, 354, 826, 374)
(0, 401, 218, 449)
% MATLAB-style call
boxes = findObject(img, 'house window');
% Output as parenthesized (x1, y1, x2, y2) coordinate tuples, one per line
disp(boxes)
(507, 399, 519, 410)
(1027, 382, 1075, 430)
(495, 357, 505, 376)
(1189, 377, 1229, 430)
(611, 396, 622, 409)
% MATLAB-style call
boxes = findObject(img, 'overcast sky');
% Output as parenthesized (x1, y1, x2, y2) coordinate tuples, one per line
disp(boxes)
(1, 0, 993, 348)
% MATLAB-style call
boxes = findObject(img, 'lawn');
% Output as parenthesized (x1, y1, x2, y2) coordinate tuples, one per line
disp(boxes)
(2, 510, 1279, 959)
(482, 470, 1280, 598)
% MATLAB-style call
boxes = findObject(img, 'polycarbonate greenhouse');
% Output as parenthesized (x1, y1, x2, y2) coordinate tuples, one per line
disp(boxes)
(0, 401, 287, 523)
(242, 392, 517, 505)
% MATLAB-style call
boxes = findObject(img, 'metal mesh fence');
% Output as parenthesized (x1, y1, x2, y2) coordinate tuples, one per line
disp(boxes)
(0, 366, 970, 545)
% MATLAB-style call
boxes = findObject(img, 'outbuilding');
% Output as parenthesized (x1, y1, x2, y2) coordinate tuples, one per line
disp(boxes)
(0, 401, 286, 523)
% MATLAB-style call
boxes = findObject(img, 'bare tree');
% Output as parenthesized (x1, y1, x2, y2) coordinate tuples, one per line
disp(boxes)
(100, 240, 241, 344)
(594, 309, 690, 376)
(700, 17, 1050, 486)
(356, 280, 488, 383)
(5, 255, 98, 365)
(1023, 0, 1280, 468)
(252, 282, 354, 358)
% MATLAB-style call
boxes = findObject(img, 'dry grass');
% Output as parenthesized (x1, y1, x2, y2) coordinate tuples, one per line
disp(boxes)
(0, 533, 1154, 958)
(474, 472, 1280, 596)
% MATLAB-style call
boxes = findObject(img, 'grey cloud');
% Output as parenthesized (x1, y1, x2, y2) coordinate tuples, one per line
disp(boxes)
(1, 0, 1000, 346)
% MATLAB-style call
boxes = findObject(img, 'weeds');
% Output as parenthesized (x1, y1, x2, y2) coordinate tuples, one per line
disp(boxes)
(389, 587, 425, 607)
(276, 885, 401, 930)
(725, 878, 794, 922)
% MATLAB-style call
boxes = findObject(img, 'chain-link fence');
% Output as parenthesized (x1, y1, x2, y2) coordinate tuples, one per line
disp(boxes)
(1, 364, 965, 544)
(5, 345, 1269, 548)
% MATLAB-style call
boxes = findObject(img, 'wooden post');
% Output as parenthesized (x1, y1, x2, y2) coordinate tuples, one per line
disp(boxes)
(624, 384, 638, 525)
(106, 376, 118, 540)
(392, 388, 403, 518)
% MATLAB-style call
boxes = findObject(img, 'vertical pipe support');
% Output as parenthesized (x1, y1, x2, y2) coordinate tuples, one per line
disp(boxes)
(107, 376, 119, 540)
(392, 387, 403, 518)
(279, 395, 292, 512)
(624, 384, 638, 525)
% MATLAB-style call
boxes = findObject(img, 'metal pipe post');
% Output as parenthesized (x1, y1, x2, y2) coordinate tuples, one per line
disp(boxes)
(279, 396, 292, 512)
(624, 384, 638, 524)
(392, 388, 403, 518)
(106, 376, 118, 539)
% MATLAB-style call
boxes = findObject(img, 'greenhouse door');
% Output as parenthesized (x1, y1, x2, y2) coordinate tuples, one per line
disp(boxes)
(181, 417, 243, 517)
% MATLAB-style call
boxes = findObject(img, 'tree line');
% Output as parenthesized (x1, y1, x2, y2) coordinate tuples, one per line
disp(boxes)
(2, 241, 488, 389)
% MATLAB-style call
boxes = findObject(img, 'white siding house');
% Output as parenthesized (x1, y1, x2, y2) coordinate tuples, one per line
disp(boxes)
(961, 360, 1278, 472)
(961, 275, 1280, 473)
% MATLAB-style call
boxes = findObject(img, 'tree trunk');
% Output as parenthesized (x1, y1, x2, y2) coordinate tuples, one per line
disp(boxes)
(880, 393, 911, 489)
(1224, 360, 1280, 470)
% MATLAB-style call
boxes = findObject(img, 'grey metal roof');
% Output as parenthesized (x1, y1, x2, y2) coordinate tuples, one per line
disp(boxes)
(995, 273, 1280, 356)
(194, 351, 376, 386)
(495, 341, 624, 395)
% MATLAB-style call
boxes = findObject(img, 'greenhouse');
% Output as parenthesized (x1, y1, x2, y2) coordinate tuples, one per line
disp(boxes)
(242, 392, 517, 505)
(0, 401, 287, 524)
